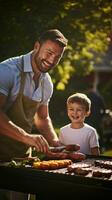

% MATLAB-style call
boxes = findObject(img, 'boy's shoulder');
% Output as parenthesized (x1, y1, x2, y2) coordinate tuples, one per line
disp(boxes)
(60, 123, 71, 130)
(84, 123, 96, 132)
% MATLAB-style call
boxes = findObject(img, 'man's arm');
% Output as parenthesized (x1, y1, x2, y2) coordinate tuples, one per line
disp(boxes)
(0, 94, 49, 153)
(34, 104, 60, 146)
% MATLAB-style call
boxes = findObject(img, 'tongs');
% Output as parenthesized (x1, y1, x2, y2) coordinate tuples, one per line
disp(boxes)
(49, 144, 80, 152)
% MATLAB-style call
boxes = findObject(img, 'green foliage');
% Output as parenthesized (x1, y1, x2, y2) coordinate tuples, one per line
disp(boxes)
(0, 0, 112, 106)
(0, 0, 111, 72)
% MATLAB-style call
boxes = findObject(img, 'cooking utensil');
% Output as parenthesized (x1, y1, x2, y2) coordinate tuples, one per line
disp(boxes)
(49, 144, 80, 152)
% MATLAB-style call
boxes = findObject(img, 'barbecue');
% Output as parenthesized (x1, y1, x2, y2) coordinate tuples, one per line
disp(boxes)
(0, 154, 112, 199)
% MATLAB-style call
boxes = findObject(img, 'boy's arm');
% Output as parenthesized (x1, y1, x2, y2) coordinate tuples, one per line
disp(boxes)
(91, 147, 100, 155)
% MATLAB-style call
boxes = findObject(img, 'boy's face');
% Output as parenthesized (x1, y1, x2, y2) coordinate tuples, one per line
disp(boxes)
(67, 102, 90, 124)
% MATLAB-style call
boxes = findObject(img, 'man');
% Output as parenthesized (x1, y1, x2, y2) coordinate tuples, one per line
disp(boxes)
(0, 29, 68, 199)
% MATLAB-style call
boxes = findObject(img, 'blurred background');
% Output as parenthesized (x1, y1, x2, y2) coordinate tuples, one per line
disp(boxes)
(0, 0, 112, 154)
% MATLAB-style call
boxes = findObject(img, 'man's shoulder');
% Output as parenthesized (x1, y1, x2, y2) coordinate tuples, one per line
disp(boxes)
(0, 55, 23, 71)
(1, 54, 22, 63)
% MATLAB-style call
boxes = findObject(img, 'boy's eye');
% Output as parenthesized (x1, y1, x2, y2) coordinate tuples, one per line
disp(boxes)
(69, 108, 74, 111)
(77, 109, 81, 111)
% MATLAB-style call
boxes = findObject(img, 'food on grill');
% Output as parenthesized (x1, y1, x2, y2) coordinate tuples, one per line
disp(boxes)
(6, 157, 40, 167)
(94, 160, 104, 168)
(46, 151, 86, 161)
(92, 168, 112, 178)
(7, 160, 18, 167)
(69, 152, 86, 161)
(50, 144, 80, 153)
(33, 159, 72, 170)
(66, 159, 112, 178)
(67, 163, 92, 175)
(67, 163, 92, 172)
(65, 144, 80, 151)
(46, 151, 69, 159)
(73, 167, 92, 175)
(103, 161, 112, 169)
(94, 160, 112, 169)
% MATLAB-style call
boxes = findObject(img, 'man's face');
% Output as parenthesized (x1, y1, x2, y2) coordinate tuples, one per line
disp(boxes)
(33, 40, 65, 73)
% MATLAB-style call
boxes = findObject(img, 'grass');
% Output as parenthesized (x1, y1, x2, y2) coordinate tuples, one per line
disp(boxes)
(102, 149, 112, 157)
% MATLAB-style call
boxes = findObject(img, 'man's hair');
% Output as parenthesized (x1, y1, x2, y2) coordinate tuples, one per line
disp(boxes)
(38, 29, 68, 47)
(67, 93, 91, 112)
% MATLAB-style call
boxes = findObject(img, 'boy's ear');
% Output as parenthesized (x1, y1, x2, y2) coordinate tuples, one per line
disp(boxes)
(86, 111, 91, 117)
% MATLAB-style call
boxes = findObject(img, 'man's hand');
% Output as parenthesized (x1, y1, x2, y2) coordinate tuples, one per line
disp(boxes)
(51, 139, 62, 147)
(26, 134, 50, 153)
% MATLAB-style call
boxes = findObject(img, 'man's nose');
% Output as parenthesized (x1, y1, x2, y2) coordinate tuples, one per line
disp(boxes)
(48, 54, 56, 64)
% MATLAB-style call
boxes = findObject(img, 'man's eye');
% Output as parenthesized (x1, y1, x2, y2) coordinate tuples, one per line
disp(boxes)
(47, 51, 52, 55)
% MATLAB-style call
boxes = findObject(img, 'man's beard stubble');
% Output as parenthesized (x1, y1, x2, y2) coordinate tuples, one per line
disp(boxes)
(34, 52, 54, 73)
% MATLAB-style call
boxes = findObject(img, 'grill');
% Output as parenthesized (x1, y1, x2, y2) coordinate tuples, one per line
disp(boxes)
(0, 155, 112, 199)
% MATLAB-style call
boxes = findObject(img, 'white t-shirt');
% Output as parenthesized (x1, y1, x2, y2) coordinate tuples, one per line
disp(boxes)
(59, 123, 99, 155)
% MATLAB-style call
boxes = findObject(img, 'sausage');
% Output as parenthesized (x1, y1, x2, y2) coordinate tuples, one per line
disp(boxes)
(46, 151, 86, 161)
(65, 144, 80, 151)
(46, 151, 69, 159)
(68, 152, 86, 161)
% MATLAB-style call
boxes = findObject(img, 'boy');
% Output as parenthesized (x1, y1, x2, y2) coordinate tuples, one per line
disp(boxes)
(59, 93, 100, 155)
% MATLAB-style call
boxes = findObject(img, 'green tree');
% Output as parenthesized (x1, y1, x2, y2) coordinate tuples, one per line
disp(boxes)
(0, 0, 111, 89)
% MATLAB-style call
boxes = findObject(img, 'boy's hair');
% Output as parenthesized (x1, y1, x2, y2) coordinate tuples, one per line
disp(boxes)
(67, 93, 91, 112)
(38, 29, 68, 47)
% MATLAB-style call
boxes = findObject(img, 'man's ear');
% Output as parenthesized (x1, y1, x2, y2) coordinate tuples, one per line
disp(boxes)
(34, 41, 40, 50)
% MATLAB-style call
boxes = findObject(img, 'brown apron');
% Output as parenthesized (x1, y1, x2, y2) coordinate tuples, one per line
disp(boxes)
(0, 60, 40, 160)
